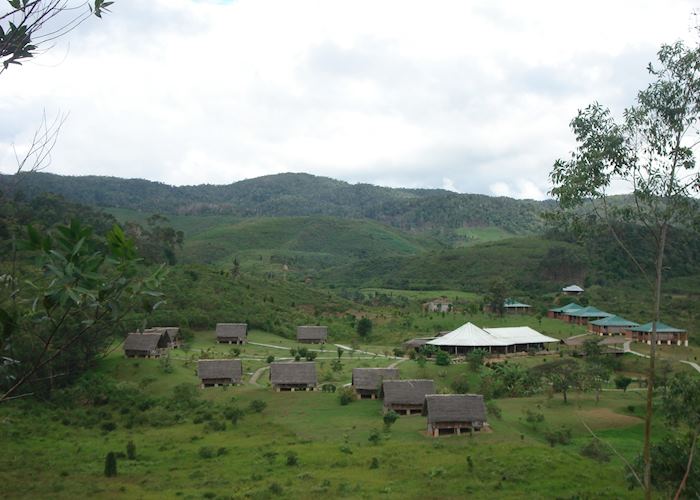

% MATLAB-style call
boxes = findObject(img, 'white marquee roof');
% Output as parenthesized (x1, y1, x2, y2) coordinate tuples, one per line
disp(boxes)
(427, 323, 558, 347)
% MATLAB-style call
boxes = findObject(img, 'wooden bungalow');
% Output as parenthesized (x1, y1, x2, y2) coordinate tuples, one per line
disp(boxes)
(352, 368, 399, 399)
(216, 323, 248, 344)
(402, 337, 435, 353)
(547, 302, 583, 319)
(502, 299, 531, 314)
(423, 298, 452, 313)
(588, 315, 638, 336)
(123, 333, 166, 358)
(562, 284, 584, 295)
(198, 359, 243, 387)
(627, 322, 688, 347)
(563, 306, 612, 325)
(270, 362, 317, 391)
(145, 326, 181, 348)
(382, 379, 435, 415)
(296, 325, 327, 344)
(422, 394, 487, 437)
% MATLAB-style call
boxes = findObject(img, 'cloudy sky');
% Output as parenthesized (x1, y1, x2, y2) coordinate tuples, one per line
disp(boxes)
(1, 0, 697, 199)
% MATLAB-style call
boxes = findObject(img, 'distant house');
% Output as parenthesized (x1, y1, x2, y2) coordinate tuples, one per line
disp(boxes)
(216, 323, 247, 344)
(423, 298, 452, 313)
(145, 326, 181, 348)
(352, 368, 399, 399)
(422, 394, 487, 437)
(270, 362, 317, 391)
(627, 322, 689, 347)
(198, 359, 243, 387)
(383, 379, 435, 415)
(547, 302, 583, 319)
(562, 284, 584, 295)
(503, 299, 531, 314)
(402, 337, 435, 353)
(297, 326, 327, 344)
(563, 306, 612, 325)
(588, 315, 639, 336)
(123, 333, 166, 358)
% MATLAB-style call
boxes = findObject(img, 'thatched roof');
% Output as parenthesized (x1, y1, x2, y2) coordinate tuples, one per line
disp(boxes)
(423, 394, 487, 423)
(402, 338, 434, 349)
(124, 333, 162, 351)
(297, 326, 327, 341)
(383, 379, 435, 406)
(352, 368, 399, 391)
(270, 362, 317, 385)
(145, 326, 180, 342)
(198, 359, 242, 380)
(216, 323, 247, 339)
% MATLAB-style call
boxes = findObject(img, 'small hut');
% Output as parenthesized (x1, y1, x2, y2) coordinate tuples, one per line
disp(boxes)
(588, 315, 638, 336)
(562, 284, 584, 295)
(547, 302, 583, 319)
(352, 368, 399, 399)
(627, 322, 688, 347)
(563, 306, 612, 325)
(123, 333, 166, 358)
(270, 362, 317, 391)
(145, 326, 181, 348)
(382, 379, 435, 415)
(423, 299, 452, 313)
(502, 299, 531, 314)
(198, 359, 243, 387)
(423, 394, 487, 437)
(296, 326, 327, 344)
(401, 337, 434, 353)
(216, 323, 248, 344)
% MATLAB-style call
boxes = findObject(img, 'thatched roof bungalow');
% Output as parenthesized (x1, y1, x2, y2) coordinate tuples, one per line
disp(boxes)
(422, 394, 487, 437)
(145, 326, 181, 348)
(198, 359, 243, 387)
(216, 323, 248, 344)
(383, 379, 435, 415)
(270, 362, 317, 391)
(124, 333, 166, 358)
(296, 325, 327, 344)
(352, 368, 399, 399)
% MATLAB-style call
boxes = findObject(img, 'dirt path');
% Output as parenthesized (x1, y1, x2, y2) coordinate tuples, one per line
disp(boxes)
(388, 358, 408, 369)
(249, 366, 269, 386)
(334, 343, 400, 359)
(626, 346, 700, 375)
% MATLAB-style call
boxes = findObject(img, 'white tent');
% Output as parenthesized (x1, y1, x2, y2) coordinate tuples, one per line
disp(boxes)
(427, 323, 558, 353)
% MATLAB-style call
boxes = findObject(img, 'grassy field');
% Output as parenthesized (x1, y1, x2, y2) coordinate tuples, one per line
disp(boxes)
(453, 226, 520, 246)
(0, 329, 673, 499)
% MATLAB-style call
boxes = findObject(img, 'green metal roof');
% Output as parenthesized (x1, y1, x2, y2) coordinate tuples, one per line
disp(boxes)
(629, 322, 686, 333)
(549, 302, 583, 313)
(504, 299, 531, 308)
(566, 306, 612, 318)
(589, 315, 639, 327)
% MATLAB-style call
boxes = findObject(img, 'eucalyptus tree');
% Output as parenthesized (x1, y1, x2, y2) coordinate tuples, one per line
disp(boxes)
(550, 40, 700, 498)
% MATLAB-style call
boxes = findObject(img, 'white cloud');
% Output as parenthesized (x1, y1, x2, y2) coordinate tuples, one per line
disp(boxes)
(1, 0, 697, 198)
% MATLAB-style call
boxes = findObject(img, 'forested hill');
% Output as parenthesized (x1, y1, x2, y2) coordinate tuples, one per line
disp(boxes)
(2, 172, 552, 235)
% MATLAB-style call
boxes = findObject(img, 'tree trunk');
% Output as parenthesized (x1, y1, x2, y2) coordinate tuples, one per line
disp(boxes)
(643, 223, 668, 500)
(673, 428, 699, 500)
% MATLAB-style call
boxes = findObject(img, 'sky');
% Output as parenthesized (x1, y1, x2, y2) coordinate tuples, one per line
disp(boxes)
(0, 0, 697, 199)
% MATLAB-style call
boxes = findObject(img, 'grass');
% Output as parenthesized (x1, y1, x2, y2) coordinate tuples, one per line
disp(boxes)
(0, 328, 671, 499)
(453, 226, 520, 246)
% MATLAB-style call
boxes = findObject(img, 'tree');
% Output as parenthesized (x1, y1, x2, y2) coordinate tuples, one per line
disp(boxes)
(467, 348, 488, 372)
(582, 362, 611, 403)
(435, 350, 451, 366)
(531, 359, 579, 404)
(104, 451, 117, 477)
(383, 409, 398, 431)
(1, 0, 114, 74)
(550, 40, 700, 497)
(485, 279, 508, 317)
(662, 372, 700, 499)
(356, 317, 372, 337)
(0, 220, 166, 401)
(614, 375, 633, 392)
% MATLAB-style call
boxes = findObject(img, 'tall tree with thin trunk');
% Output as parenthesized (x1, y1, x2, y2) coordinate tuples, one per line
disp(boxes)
(550, 40, 700, 498)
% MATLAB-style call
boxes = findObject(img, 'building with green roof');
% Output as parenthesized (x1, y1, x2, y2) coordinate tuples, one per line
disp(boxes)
(563, 306, 612, 325)
(628, 322, 688, 347)
(547, 302, 583, 319)
(503, 298, 531, 314)
(588, 315, 639, 336)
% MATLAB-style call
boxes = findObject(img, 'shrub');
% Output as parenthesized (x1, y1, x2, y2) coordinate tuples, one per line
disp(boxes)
(101, 421, 117, 432)
(544, 426, 572, 447)
(580, 439, 611, 462)
(368, 429, 381, 445)
(198, 447, 215, 459)
(331, 359, 343, 372)
(339, 445, 353, 454)
(224, 406, 245, 425)
(126, 441, 136, 460)
(393, 347, 404, 357)
(104, 452, 117, 477)
(286, 451, 299, 466)
(383, 410, 399, 431)
(369, 457, 379, 469)
(204, 420, 226, 432)
(435, 350, 451, 366)
(305, 351, 318, 361)
(248, 400, 267, 413)
(338, 387, 355, 406)
(269, 482, 284, 495)
(266, 355, 275, 364)
(451, 375, 470, 394)
(614, 375, 633, 392)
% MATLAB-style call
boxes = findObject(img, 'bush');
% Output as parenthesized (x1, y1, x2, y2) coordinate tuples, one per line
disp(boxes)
(435, 350, 451, 366)
(224, 406, 245, 425)
(266, 355, 275, 363)
(369, 457, 379, 469)
(393, 347, 404, 357)
(204, 420, 226, 432)
(614, 375, 633, 392)
(544, 426, 572, 447)
(269, 482, 284, 495)
(101, 421, 117, 432)
(368, 429, 381, 445)
(104, 452, 117, 477)
(126, 441, 136, 460)
(580, 439, 611, 462)
(383, 410, 399, 430)
(451, 375, 470, 394)
(305, 351, 318, 361)
(198, 447, 215, 459)
(248, 400, 267, 413)
(286, 451, 299, 466)
(338, 387, 355, 406)
(356, 317, 373, 337)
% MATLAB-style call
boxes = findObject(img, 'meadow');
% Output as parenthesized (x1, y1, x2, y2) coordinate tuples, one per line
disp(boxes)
(0, 326, 676, 499)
